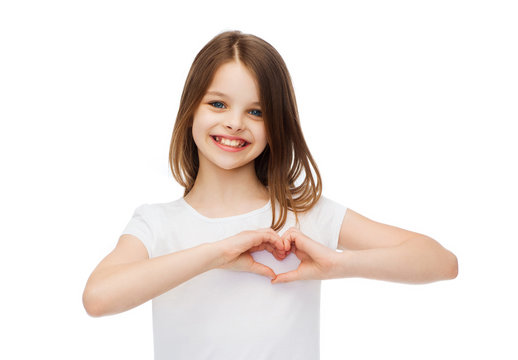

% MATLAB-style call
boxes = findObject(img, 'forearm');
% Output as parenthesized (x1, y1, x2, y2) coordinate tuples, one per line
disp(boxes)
(333, 236, 458, 284)
(84, 242, 221, 317)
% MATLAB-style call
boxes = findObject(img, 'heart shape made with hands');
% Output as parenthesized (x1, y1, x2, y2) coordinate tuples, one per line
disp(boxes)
(248, 227, 337, 284)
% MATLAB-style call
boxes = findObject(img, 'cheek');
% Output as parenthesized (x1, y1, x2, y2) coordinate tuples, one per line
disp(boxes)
(191, 121, 201, 146)
(254, 124, 268, 148)
(191, 112, 213, 143)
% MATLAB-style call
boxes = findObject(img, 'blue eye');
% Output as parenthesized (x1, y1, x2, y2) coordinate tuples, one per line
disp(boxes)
(210, 101, 225, 109)
(249, 109, 262, 117)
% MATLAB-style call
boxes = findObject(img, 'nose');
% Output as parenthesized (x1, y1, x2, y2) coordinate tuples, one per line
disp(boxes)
(224, 110, 245, 132)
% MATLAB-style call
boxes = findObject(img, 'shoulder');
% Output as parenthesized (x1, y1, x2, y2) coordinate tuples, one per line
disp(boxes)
(301, 195, 347, 219)
(294, 195, 347, 249)
(123, 198, 187, 257)
(126, 198, 188, 235)
(135, 197, 185, 217)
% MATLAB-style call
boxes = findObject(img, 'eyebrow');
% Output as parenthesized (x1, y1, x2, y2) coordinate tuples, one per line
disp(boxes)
(205, 91, 261, 107)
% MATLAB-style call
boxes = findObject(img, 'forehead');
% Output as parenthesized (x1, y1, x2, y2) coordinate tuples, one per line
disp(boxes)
(205, 61, 261, 103)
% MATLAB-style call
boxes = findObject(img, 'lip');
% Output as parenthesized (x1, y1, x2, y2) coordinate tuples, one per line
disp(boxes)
(210, 135, 250, 152)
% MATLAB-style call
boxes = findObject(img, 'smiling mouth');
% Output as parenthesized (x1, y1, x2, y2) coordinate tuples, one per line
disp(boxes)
(211, 136, 249, 148)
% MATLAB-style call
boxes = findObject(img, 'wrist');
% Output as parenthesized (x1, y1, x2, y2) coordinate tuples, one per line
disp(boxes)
(204, 241, 225, 270)
(331, 249, 357, 279)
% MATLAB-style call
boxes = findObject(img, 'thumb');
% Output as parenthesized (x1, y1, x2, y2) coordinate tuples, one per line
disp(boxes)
(271, 269, 300, 284)
(249, 261, 277, 280)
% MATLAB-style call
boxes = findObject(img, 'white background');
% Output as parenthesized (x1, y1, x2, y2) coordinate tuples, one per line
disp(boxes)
(1, 0, 517, 359)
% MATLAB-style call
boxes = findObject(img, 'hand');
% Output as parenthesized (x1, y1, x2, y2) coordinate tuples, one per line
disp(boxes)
(215, 228, 291, 279)
(271, 227, 340, 284)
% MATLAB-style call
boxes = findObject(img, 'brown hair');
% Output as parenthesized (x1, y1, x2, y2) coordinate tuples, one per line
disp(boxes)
(169, 30, 322, 231)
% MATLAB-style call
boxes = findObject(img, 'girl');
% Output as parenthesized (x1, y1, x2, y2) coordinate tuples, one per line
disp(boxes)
(83, 30, 458, 359)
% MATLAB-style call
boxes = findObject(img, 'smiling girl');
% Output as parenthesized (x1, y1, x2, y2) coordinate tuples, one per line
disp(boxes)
(83, 30, 458, 360)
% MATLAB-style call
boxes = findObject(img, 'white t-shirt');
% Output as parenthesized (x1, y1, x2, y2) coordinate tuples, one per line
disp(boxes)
(121, 195, 347, 360)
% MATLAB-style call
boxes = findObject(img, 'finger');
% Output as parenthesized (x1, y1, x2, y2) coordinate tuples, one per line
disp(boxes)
(262, 229, 285, 250)
(272, 250, 287, 261)
(258, 228, 281, 239)
(249, 261, 277, 280)
(257, 230, 283, 247)
(283, 229, 323, 256)
(272, 236, 286, 250)
(291, 246, 310, 261)
(264, 243, 275, 253)
(280, 236, 290, 251)
(248, 244, 266, 253)
(248, 240, 288, 261)
(250, 245, 288, 261)
(267, 243, 286, 259)
(276, 249, 288, 258)
(271, 269, 299, 284)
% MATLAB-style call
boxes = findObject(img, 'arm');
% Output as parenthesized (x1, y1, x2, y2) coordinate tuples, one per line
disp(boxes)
(82, 234, 221, 317)
(83, 229, 287, 317)
(334, 209, 458, 284)
(272, 210, 458, 285)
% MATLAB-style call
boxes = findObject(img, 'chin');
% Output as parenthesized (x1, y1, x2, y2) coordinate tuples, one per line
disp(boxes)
(218, 163, 248, 171)
(214, 159, 254, 171)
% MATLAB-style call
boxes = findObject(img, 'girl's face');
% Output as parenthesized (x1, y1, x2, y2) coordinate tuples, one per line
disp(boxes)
(192, 60, 268, 171)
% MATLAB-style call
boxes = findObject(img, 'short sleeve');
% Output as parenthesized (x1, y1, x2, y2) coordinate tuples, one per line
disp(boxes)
(317, 196, 348, 250)
(121, 204, 155, 257)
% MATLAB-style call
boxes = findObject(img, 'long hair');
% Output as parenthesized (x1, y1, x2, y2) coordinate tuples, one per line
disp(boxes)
(169, 30, 322, 231)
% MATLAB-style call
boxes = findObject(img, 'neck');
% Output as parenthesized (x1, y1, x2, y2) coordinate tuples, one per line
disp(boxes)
(185, 158, 269, 207)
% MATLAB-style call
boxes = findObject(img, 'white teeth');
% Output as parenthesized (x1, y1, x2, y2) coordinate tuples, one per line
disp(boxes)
(215, 136, 246, 148)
